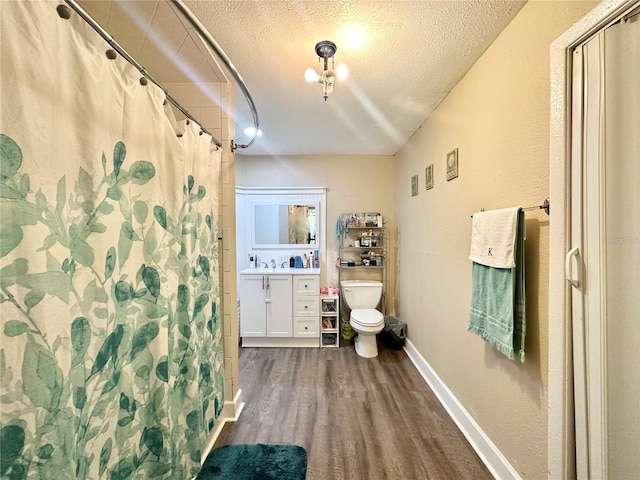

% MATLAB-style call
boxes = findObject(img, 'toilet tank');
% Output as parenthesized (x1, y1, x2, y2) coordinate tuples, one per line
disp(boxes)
(340, 280, 382, 309)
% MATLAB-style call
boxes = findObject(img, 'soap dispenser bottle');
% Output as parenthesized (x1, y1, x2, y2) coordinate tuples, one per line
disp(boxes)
(289, 256, 295, 268)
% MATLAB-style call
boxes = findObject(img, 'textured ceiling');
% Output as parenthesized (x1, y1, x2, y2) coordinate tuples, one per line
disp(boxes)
(76, 1, 526, 156)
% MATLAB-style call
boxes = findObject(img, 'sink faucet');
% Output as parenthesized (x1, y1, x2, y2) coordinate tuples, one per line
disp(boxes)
(270, 259, 276, 269)
(261, 262, 268, 268)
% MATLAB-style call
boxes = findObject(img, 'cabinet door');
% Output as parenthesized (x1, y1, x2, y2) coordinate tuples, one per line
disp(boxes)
(239, 275, 266, 337)
(266, 275, 293, 337)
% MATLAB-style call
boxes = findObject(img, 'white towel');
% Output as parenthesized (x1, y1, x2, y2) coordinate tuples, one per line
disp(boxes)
(469, 207, 520, 268)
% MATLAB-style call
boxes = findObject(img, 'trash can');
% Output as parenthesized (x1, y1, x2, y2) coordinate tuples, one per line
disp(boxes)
(380, 315, 406, 350)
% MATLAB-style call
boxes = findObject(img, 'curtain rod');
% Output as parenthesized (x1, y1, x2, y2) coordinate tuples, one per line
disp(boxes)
(471, 198, 550, 217)
(63, 0, 223, 149)
(168, 0, 260, 153)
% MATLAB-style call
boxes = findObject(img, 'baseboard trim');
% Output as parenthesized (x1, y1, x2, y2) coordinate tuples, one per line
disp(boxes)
(200, 388, 245, 464)
(404, 339, 522, 480)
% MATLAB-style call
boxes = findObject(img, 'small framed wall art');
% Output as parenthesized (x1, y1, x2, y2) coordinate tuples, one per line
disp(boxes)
(425, 164, 434, 190)
(446, 148, 458, 181)
(411, 174, 418, 196)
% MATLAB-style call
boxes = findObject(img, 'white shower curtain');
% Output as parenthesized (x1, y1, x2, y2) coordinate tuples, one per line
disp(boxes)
(0, 1, 224, 479)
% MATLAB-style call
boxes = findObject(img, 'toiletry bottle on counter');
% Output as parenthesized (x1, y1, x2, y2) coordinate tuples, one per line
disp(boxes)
(313, 249, 319, 268)
(289, 256, 295, 268)
(303, 253, 308, 268)
(248, 254, 255, 269)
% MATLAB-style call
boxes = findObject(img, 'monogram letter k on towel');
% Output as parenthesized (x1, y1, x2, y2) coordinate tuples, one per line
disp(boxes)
(468, 207, 526, 362)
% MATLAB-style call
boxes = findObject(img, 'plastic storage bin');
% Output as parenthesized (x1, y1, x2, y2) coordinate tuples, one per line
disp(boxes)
(380, 315, 406, 350)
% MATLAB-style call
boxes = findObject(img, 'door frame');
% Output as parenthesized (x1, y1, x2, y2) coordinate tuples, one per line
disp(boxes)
(548, 1, 639, 479)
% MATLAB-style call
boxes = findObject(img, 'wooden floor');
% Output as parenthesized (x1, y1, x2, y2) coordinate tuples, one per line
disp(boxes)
(214, 340, 493, 480)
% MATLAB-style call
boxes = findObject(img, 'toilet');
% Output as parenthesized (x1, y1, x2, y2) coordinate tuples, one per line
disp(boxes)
(340, 280, 385, 358)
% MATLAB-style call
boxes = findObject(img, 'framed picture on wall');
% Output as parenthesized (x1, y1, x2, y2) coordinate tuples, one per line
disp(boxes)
(446, 148, 458, 181)
(411, 174, 418, 196)
(425, 164, 434, 190)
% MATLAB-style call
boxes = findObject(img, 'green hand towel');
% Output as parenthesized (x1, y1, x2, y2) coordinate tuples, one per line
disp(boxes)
(469, 209, 525, 362)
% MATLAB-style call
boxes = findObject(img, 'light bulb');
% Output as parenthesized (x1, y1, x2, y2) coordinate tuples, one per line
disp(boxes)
(244, 127, 262, 137)
(305, 68, 320, 83)
(336, 64, 349, 81)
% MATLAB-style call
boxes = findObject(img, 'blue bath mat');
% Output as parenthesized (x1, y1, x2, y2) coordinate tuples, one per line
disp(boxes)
(196, 443, 307, 480)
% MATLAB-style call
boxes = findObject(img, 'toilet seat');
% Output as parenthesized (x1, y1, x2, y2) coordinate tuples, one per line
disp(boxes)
(350, 309, 384, 329)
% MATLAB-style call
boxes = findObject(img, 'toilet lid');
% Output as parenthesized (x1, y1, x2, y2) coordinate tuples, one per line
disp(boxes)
(351, 309, 383, 326)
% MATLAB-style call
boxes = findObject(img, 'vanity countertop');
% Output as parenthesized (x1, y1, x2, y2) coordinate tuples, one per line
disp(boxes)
(239, 267, 321, 275)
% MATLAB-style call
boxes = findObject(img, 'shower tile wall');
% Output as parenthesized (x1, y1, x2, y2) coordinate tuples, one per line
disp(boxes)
(167, 82, 227, 143)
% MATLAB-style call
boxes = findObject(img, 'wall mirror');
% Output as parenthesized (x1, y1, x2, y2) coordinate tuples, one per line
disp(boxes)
(236, 187, 326, 269)
(253, 204, 317, 246)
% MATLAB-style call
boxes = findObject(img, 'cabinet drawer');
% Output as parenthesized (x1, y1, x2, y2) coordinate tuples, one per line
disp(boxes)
(294, 317, 318, 337)
(294, 296, 319, 316)
(293, 275, 319, 296)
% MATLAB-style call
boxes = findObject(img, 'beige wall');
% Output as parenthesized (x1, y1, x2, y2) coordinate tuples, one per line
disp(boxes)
(236, 154, 396, 304)
(393, 2, 596, 479)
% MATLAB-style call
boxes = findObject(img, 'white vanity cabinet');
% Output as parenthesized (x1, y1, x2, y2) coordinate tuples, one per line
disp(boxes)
(239, 274, 292, 337)
(239, 269, 320, 347)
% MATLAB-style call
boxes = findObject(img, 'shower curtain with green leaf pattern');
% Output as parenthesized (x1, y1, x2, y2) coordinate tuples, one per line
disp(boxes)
(0, 2, 224, 479)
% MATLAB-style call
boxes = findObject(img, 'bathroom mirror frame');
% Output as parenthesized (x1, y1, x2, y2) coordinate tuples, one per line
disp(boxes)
(236, 187, 326, 252)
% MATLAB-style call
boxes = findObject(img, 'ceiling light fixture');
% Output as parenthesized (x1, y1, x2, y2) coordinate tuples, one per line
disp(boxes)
(304, 40, 348, 101)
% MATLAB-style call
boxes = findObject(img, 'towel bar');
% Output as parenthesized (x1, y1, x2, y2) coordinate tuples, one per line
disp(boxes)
(471, 198, 550, 217)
